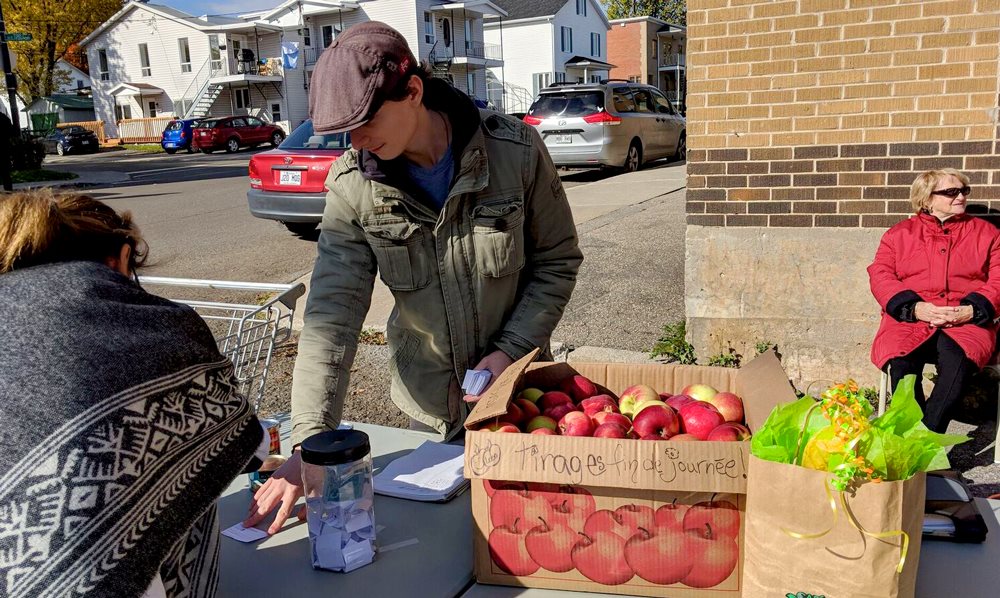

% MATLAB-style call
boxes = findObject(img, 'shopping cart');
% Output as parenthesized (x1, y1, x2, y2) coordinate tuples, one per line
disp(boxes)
(140, 276, 306, 411)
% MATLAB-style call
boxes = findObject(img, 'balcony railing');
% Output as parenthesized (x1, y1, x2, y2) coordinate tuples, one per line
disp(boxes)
(464, 40, 502, 61)
(659, 53, 686, 68)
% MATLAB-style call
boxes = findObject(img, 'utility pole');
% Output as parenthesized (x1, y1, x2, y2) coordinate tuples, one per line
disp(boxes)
(0, 1, 20, 132)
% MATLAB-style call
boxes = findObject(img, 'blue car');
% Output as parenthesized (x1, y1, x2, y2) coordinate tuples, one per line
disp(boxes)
(161, 118, 199, 154)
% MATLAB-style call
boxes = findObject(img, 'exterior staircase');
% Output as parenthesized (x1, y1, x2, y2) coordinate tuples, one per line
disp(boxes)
(184, 81, 223, 119)
(486, 71, 534, 115)
(428, 41, 454, 84)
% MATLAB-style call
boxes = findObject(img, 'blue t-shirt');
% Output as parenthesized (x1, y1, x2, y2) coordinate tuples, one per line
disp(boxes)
(404, 145, 454, 209)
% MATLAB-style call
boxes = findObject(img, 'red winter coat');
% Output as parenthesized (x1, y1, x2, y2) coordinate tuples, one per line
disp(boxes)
(868, 212, 1000, 369)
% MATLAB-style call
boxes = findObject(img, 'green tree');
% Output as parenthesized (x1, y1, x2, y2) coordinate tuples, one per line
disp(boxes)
(602, 0, 686, 25)
(3, 0, 123, 101)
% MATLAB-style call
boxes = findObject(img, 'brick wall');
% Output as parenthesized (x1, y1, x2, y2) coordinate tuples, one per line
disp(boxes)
(608, 21, 644, 81)
(686, 0, 1000, 228)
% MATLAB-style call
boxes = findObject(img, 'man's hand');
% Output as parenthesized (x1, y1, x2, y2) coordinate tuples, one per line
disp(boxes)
(463, 350, 514, 403)
(243, 450, 306, 535)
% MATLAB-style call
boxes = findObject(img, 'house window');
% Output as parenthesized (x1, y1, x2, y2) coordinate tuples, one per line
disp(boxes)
(235, 88, 251, 110)
(532, 72, 550, 95)
(77, 79, 84, 89)
(98, 49, 109, 81)
(114, 104, 132, 121)
(139, 43, 151, 77)
(300, 27, 311, 46)
(148, 101, 157, 117)
(591, 33, 600, 57)
(555, 72, 566, 83)
(424, 12, 434, 44)
(466, 71, 476, 96)
(271, 103, 282, 122)
(628, 75, 641, 83)
(208, 35, 222, 71)
(576, 0, 587, 16)
(465, 19, 473, 50)
(560, 27, 572, 53)
(178, 38, 192, 73)
(322, 24, 339, 48)
(589, 74, 601, 83)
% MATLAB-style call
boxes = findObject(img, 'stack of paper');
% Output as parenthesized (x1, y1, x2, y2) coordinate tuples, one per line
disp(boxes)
(462, 369, 492, 396)
(373, 440, 468, 502)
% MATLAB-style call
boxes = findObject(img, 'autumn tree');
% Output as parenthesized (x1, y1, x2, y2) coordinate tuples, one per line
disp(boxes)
(602, 0, 686, 25)
(2, 0, 123, 100)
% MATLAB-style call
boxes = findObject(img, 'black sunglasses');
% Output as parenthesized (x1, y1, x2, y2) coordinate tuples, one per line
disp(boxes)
(931, 186, 971, 198)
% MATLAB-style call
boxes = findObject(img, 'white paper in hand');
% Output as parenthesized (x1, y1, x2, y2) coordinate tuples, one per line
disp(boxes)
(462, 369, 492, 396)
(221, 523, 269, 543)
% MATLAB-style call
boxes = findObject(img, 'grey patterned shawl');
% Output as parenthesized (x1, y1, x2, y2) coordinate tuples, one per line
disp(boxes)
(0, 261, 262, 597)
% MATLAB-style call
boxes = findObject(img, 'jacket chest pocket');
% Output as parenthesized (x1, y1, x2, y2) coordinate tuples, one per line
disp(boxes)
(363, 219, 433, 291)
(471, 199, 526, 278)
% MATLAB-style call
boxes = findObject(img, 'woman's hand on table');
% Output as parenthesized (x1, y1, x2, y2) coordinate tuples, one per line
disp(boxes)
(463, 350, 514, 403)
(243, 450, 306, 535)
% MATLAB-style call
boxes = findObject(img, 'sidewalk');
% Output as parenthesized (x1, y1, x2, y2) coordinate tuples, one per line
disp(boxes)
(290, 162, 687, 331)
(13, 170, 131, 190)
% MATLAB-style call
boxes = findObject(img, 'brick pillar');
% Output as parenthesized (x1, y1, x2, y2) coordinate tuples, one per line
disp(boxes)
(685, 0, 1000, 386)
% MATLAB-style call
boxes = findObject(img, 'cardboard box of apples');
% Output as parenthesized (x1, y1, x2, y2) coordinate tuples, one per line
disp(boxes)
(463, 349, 797, 597)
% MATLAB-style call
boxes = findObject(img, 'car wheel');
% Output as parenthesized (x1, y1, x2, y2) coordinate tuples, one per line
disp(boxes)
(164, 148, 177, 155)
(623, 141, 642, 173)
(226, 138, 240, 153)
(271, 132, 285, 147)
(283, 221, 318, 236)
(56, 142, 65, 156)
(673, 133, 687, 162)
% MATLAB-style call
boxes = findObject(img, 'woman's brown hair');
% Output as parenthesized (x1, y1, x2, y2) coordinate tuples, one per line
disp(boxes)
(0, 188, 147, 275)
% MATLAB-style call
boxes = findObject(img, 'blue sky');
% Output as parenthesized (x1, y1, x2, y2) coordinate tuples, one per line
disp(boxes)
(158, 0, 280, 17)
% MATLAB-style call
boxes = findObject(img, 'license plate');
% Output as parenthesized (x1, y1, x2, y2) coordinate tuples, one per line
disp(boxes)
(554, 134, 572, 144)
(81, 140, 91, 145)
(279, 171, 302, 186)
(164, 142, 175, 147)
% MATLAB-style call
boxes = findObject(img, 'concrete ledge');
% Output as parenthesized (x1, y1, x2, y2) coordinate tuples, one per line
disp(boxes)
(565, 345, 661, 364)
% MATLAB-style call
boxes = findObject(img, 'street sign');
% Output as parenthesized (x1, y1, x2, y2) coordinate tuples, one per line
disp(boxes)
(2, 33, 32, 42)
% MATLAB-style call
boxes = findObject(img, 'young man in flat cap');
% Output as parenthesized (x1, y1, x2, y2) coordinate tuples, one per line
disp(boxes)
(245, 21, 581, 533)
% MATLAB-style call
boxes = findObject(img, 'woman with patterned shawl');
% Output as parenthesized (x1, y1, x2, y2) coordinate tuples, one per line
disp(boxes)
(0, 190, 266, 597)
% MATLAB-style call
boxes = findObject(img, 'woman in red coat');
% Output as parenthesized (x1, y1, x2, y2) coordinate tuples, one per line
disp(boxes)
(869, 169, 1000, 432)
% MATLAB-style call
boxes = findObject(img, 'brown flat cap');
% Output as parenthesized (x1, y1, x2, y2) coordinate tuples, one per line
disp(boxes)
(308, 21, 417, 134)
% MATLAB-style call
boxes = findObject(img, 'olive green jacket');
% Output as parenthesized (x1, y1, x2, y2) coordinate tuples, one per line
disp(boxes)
(291, 83, 582, 445)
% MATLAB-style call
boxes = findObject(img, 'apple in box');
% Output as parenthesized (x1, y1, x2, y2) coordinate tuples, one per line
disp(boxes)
(617, 384, 659, 417)
(631, 404, 680, 439)
(706, 422, 751, 442)
(678, 401, 725, 440)
(559, 375, 599, 403)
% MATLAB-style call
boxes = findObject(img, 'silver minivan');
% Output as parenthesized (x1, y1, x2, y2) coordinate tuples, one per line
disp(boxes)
(523, 81, 686, 172)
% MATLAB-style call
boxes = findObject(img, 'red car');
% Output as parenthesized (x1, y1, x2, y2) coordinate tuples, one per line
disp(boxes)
(193, 115, 285, 154)
(247, 119, 350, 235)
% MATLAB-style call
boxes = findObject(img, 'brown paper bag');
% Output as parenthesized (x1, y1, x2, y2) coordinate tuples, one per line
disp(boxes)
(742, 456, 925, 598)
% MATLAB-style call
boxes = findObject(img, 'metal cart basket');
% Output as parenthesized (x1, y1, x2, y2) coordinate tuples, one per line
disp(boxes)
(140, 276, 305, 411)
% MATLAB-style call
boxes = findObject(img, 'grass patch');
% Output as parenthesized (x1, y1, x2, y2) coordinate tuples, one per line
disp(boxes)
(650, 320, 697, 364)
(125, 144, 164, 153)
(12, 169, 78, 184)
(359, 328, 387, 345)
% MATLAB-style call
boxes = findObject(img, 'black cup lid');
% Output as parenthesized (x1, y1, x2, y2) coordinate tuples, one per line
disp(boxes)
(300, 429, 371, 466)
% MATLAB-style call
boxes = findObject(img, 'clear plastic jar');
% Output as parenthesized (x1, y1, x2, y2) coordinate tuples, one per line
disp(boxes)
(300, 429, 376, 573)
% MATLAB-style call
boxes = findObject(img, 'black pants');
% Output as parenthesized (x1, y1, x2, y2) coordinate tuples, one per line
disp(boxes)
(886, 331, 976, 433)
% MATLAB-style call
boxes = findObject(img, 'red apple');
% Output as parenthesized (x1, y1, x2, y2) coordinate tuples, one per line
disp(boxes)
(592, 411, 631, 429)
(681, 525, 739, 588)
(547, 486, 597, 532)
(488, 520, 540, 576)
(706, 422, 752, 442)
(632, 404, 681, 439)
(560, 375, 599, 403)
(571, 531, 635, 585)
(496, 402, 524, 427)
(665, 393, 697, 413)
(543, 403, 577, 422)
(531, 427, 556, 435)
(580, 395, 618, 417)
(584, 509, 632, 539)
(658, 391, 673, 401)
(615, 504, 655, 537)
(707, 391, 745, 423)
(668, 433, 700, 441)
(558, 411, 595, 437)
(538, 391, 573, 411)
(512, 398, 541, 424)
(517, 387, 544, 404)
(490, 487, 554, 529)
(682, 383, 719, 403)
(525, 415, 557, 433)
(525, 517, 577, 572)
(683, 498, 740, 540)
(482, 422, 521, 433)
(633, 398, 669, 418)
(654, 500, 689, 531)
(593, 423, 628, 438)
(627, 430, 640, 439)
(679, 401, 725, 440)
(618, 384, 660, 417)
(625, 524, 693, 584)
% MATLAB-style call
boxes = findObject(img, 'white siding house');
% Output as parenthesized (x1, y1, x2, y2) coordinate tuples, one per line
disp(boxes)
(55, 60, 93, 93)
(485, 0, 610, 113)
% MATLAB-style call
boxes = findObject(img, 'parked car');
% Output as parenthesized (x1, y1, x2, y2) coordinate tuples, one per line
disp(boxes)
(42, 126, 99, 156)
(247, 119, 350, 235)
(522, 81, 685, 172)
(193, 116, 285, 154)
(161, 118, 200, 154)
